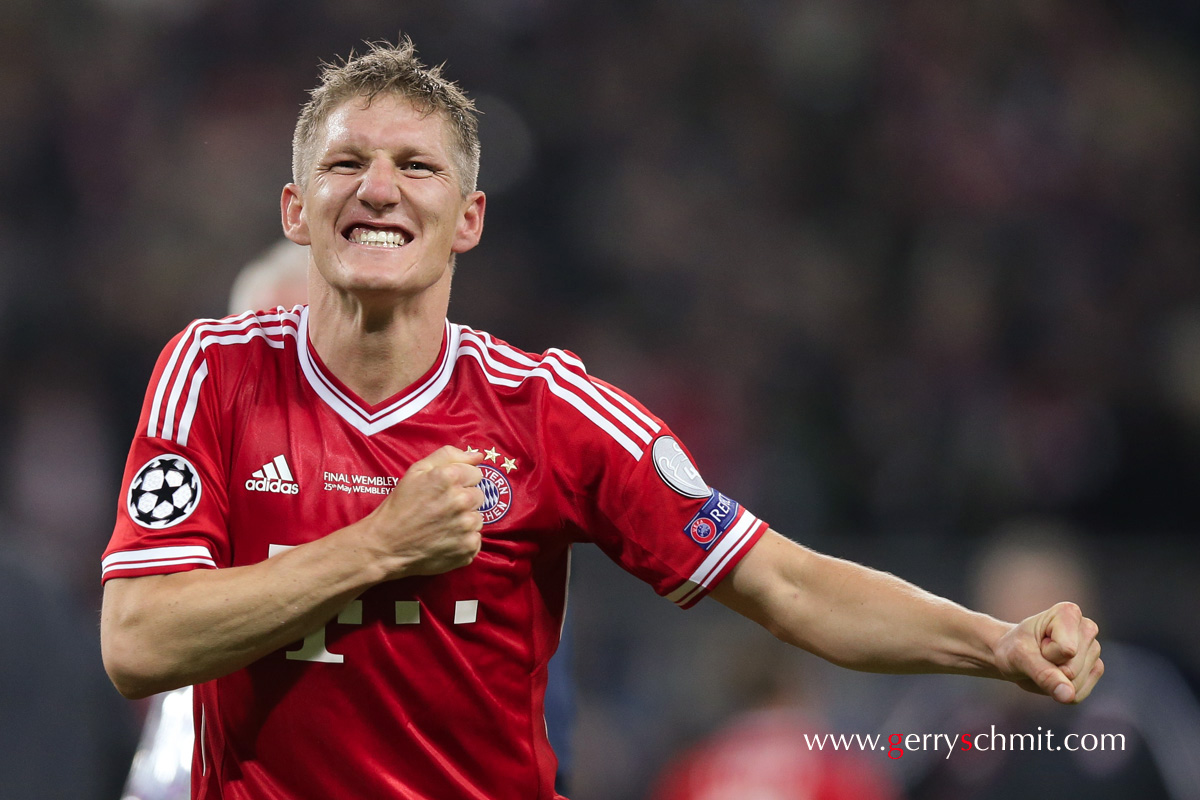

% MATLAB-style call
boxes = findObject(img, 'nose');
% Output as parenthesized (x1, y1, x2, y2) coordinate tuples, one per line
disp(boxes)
(357, 157, 403, 211)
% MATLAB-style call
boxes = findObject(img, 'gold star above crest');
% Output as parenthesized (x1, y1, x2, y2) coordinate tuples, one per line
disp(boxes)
(484, 447, 500, 463)
(502, 457, 518, 473)
(465, 445, 480, 455)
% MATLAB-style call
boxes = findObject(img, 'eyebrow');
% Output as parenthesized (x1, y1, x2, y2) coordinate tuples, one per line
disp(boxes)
(321, 140, 445, 163)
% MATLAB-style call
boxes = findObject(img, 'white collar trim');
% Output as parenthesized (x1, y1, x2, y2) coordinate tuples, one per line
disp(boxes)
(297, 306, 461, 435)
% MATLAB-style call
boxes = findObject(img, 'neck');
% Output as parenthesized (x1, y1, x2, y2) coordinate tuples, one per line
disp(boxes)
(306, 273, 451, 405)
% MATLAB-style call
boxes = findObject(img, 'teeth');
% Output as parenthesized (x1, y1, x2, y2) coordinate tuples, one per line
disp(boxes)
(351, 227, 408, 247)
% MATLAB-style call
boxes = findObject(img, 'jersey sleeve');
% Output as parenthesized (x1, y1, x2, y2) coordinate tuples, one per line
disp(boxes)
(103, 321, 231, 583)
(542, 350, 769, 609)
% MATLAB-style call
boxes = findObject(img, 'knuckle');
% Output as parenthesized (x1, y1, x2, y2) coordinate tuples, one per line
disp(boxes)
(403, 461, 430, 480)
(1039, 642, 1068, 663)
(431, 465, 456, 490)
(447, 463, 478, 488)
(456, 529, 482, 556)
(456, 490, 480, 513)
(442, 469, 461, 486)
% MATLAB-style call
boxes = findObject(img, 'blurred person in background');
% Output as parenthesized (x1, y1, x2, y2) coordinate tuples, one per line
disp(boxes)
(225, 240, 311, 317)
(97, 38, 1101, 800)
(647, 637, 903, 800)
(881, 518, 1200, 800)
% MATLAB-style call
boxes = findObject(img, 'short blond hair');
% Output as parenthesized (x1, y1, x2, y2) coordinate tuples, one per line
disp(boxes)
(292, 37, 480, 195)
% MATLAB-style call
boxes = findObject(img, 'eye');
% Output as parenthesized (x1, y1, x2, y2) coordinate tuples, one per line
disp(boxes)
(402, 161, 435, 176)
(329, 160, 360, 173)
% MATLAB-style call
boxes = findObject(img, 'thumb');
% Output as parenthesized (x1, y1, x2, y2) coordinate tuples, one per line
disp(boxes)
(1029, 657, 1076, 703)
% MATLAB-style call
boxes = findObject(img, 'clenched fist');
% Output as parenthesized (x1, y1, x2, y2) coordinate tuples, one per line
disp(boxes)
(993, 601, 1104, 703)
(359, 446, 487, 580)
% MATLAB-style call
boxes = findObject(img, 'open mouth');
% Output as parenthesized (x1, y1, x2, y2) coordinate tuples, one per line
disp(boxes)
(343, 224, 412, 248)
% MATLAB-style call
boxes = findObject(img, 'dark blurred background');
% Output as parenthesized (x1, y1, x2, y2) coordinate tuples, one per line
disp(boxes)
(2, 1, 1198, 798)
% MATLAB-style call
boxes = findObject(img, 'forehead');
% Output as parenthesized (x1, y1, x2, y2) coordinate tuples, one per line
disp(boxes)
(318, 93, 453, 153)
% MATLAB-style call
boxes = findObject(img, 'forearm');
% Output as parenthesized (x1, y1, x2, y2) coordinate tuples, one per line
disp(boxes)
(101, 523, 384, 698)
(713, 531, 1012, 676)
(102, 447, 486, 699)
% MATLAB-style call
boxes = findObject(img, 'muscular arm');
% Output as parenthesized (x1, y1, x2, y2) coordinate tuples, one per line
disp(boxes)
(102, 526, 380, 698)
(101, 447, 486, 699)
(711, 530, 1104, 703)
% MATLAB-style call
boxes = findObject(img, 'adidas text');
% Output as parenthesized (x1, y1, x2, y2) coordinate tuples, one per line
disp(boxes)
(245, 478, 300, 494)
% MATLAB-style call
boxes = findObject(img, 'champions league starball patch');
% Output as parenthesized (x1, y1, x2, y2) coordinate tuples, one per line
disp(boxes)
(127, 455, 202, 529)
(477, 464, 513, 524)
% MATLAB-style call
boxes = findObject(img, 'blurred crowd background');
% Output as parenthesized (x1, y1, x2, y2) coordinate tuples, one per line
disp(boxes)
(2, 0, 1199, 798)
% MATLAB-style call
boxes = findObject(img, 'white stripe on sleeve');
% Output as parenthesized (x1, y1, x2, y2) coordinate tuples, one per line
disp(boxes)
(102, 545, 216, 576)
(667, 510, 762, 606)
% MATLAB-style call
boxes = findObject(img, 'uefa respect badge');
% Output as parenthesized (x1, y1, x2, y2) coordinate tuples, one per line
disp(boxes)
(683, 490, 740, 551)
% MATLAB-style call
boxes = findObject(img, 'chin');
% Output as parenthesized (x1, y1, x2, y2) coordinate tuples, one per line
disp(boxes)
(316, 242, 450, 293)
(340, 264, 449, 299)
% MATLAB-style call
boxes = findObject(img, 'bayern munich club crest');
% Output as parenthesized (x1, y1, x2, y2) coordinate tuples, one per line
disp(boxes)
(466, 444, 518, 524)
(477, 465, 512, 524)
(128, 455, 202, 529)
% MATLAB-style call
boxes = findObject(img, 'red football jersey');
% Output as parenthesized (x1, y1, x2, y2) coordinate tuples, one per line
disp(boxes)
(104, 306, 768, 800)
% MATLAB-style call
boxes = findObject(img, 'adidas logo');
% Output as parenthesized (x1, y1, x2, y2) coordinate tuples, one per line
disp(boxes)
(245, 455, 300, 494)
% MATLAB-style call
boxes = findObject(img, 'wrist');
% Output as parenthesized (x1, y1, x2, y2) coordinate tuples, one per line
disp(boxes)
(326, 516, 395, 587)
(971, 613, 1015, 678)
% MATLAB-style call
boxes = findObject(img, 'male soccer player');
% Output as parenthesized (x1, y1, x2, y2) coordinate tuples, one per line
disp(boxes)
(119, 238, 575, 797)
(100, 39, 1103, 799)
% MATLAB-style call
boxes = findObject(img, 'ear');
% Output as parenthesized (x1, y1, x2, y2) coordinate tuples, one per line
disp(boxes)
(281, 183, 311, 245)
(451, 191, 486, 254)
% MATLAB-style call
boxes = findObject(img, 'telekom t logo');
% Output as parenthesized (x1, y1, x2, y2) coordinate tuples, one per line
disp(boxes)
(267, 543, 478, 663)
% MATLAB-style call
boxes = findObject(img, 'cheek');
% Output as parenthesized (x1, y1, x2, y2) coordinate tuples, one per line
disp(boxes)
(303, 194, 341, 237)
